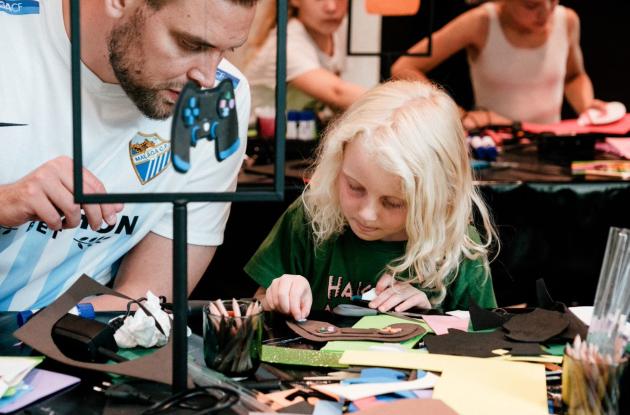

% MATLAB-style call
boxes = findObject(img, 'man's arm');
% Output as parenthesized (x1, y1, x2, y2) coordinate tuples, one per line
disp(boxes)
(390, 8, 486, 81)
(0, 156, 122, 231)
(289, 68, 366, 110)
(564, 8, 601, 114)
(89, 232, 216, 310)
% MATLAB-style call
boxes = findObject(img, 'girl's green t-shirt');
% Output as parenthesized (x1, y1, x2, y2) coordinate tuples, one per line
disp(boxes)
(244, 200, 497, 311)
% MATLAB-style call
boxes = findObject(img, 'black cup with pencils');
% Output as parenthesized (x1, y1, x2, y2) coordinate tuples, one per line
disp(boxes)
(203, 298, 264, 379)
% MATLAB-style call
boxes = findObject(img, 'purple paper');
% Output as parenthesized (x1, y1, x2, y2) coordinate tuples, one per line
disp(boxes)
(0, 369, 80, 413)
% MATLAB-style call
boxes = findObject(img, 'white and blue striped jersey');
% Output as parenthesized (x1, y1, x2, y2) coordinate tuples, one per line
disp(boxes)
(0, 0, 250, 310)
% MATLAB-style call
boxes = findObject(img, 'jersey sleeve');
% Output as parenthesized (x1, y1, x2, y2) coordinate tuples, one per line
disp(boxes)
(244, 199, 314, 288)
(150, 62, 250, 246)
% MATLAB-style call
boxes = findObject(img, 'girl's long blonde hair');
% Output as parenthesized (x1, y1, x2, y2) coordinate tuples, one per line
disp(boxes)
(302, 80, 497, 304)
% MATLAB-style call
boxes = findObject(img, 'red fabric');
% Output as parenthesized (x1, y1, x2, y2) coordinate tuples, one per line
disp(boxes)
(522, 114, 630, 136)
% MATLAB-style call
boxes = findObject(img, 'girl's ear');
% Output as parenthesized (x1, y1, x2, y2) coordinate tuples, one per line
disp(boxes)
(289, 0, 301, 9)
(104, 0, 139, 19)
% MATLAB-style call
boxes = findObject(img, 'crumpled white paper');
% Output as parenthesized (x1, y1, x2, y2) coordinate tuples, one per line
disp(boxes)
(113, 291, 176, 348)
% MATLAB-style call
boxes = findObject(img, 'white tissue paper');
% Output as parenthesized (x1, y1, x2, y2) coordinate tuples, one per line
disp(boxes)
(113, 291, 188, 348)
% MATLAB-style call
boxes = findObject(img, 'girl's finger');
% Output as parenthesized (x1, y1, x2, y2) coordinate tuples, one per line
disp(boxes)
(289, 284, 304, 321)
(276, 277, 293, 314)
(369, 287, 395, 309)
(395, 292, 431, 312)
(375, 273, 394, 294)
(300, 290, 312, 320)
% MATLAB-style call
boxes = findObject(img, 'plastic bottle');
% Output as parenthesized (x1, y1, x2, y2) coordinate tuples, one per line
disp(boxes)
(286, 111, 299, 140)
(17, 303, 95, 327)
(298, 110, 317, 141)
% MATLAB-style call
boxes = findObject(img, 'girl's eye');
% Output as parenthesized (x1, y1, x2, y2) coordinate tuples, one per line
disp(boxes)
(383, 199, 404, 209)
(348, 183, 363, 192)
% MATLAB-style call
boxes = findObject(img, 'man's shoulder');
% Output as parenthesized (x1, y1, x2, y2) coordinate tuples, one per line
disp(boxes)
(217, 59, 249, 94)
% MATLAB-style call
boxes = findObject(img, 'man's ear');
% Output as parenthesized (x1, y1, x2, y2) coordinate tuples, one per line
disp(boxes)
(104, 0, 140, 19)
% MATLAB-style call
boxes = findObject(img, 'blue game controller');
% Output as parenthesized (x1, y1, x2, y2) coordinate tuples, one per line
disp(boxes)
(171, 79, 239, 173)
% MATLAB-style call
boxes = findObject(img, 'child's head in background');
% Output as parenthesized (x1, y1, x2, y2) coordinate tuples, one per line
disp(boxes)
(502, 0, 558, 34)
(303, 80, 497, 304)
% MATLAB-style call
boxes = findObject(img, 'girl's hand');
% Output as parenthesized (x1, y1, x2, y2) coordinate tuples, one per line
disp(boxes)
(262, 274, 312, 321)
(368, 274, 431, 312)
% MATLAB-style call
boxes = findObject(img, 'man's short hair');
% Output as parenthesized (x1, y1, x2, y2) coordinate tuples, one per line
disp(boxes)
(146, 0, 258, 9)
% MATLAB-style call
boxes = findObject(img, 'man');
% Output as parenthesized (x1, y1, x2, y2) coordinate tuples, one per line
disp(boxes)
(0, 0, 257, 310)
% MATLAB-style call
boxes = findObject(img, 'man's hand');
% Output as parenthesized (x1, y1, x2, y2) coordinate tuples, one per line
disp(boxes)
(260, 274, 312, 321)
(0, 156, 123, 231)
(369, 274, 431, 312)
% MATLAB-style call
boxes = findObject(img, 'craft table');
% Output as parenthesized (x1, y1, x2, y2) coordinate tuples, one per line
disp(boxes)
(197, 141, 630, 308)
(1, 310, 628, 414)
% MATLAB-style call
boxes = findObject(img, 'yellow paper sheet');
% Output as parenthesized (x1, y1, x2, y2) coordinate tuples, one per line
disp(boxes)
(491, 349, 564, 364)
(339, 350, 463, 372)
(433, 359, 548, 415)
(339, 351, 548, 415)
(497, 355, 563, 364)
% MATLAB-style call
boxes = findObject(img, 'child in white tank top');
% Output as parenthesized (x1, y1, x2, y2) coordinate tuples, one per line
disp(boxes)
(391, 0, 608, 128)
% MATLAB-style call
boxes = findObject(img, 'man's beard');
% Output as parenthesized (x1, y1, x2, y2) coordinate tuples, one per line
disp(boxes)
(107, 11, 178, 120)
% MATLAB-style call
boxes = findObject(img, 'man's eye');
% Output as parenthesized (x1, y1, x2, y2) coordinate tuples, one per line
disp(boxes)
(180, 39, 201, 51)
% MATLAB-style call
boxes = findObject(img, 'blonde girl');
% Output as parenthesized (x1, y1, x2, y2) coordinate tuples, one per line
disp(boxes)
(245, 80, 498, 320)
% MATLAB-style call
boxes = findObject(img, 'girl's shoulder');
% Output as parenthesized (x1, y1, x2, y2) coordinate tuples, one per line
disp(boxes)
(287, 18, 309, 38)
(285, 197, 308, 221)
(466, 224, 484, 243)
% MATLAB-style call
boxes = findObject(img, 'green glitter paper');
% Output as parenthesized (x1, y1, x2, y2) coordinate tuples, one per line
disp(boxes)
(261, 345, 348, 368)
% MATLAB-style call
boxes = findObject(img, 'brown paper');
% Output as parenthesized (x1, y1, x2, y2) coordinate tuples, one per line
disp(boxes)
(286, 320, 425, 342)
(13, 274, 192, 387)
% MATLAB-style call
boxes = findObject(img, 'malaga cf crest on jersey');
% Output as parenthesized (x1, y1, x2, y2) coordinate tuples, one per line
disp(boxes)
(129, 133, 171, 185)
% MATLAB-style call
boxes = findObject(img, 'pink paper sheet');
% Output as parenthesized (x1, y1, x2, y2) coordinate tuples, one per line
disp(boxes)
(522, 114, 630, 136)
(604, 137, 630, 159)
(422, 315, 469, 336)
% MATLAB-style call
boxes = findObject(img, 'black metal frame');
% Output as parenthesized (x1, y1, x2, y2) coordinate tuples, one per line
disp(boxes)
(70, 0, 288, 392)
(347, 0, 434, 58)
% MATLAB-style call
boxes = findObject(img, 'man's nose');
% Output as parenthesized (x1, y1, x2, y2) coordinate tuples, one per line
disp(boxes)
(187, 53, 221, 88)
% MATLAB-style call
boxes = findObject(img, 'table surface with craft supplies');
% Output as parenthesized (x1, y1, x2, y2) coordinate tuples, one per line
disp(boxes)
(242, 114, 630, 186)
(2, 117, 630, 414)
(203, 128, 630, 316)
(0, 283, 628, 415)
